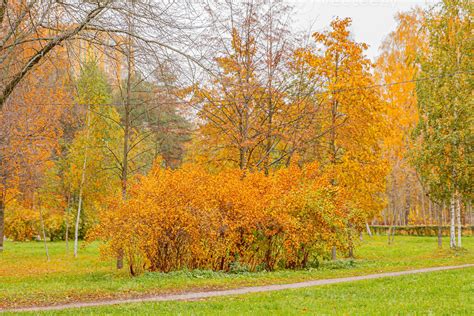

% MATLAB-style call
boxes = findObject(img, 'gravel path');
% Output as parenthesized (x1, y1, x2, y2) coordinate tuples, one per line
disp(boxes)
(3, 264, 473, 313)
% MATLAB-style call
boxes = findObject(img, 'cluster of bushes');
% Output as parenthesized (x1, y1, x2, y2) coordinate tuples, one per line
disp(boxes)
(4, 199, 67, 241)
(4, 202, 41, 241)
(92, 163, 364, 275)
(4, 199, 89, 242)
(5, 215, 69, 242)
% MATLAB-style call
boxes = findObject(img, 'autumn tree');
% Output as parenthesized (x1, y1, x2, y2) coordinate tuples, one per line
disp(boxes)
(59, 60, 190, 256)
(375, 9, 433, 239)
(295, 18, 389, 255)
(412, 0, 472, 248)
(189, 0, 301, 172)
(131, 68, 191, 169)
(65, 61, 121, 257)
(0, 55, 71, 251)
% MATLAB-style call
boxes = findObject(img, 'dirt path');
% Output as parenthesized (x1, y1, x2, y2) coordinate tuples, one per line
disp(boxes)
(3, 264, 473, 313)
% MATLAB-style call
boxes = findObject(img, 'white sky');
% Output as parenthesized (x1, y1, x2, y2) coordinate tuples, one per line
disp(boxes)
(290, 0, 437, 60)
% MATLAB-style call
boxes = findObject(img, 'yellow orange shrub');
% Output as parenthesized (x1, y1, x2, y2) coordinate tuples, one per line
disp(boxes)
(91, 163, 359, 274)
(4, 202, 39, 241)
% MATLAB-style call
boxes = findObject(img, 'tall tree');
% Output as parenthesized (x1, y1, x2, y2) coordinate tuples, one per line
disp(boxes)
(375, 9, 430, 233)
(297, 18, 389, 218)
(189, 0, 301, 172)
(294, 18, 389, 257)
(412, 0, 472, 248)
(0, 54, 71, 252)
(67, 61, 119, 257)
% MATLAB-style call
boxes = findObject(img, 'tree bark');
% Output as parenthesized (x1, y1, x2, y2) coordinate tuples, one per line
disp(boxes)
(38, 201, 50, 261)
(0, 194, 4, 252)
(74, 164, 86, 258)
(456, 195, 462, 248)
(65, 191, 71, 252)
(428, 199, 432, 225)
(437, 203, 443, 249)
(365, 222, 372, 237)
(469, 200, 473, 226)
(449, 193, 456, 248)
(74, 105, 91, 258)
(117, 6, 135, 270)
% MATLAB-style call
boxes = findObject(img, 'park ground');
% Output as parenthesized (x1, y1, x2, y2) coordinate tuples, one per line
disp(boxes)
(0, 236, 473, 314)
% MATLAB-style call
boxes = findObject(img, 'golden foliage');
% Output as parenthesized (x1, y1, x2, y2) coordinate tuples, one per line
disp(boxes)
(91, 162, 357, 274)
(293, 18, 389, 217)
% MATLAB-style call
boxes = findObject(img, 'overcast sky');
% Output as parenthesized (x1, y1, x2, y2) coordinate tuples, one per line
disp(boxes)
(290, 0, 436, 60)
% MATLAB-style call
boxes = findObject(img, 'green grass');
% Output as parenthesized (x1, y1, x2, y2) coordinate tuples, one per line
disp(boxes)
(0, 236, 473, 310)
(14, 267, 473, 315)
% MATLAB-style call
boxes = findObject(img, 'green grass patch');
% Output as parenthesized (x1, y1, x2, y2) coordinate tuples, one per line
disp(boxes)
(0, 236, 473, 309)
(14, 267, 473, 315)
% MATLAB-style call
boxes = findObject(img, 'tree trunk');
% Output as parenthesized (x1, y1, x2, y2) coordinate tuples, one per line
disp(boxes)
(239, 147, 248, 171)
(74, 184, 85, 258)
(0, 195, 4, 252)
(469, 200, 473, 226)
(74, 105, 91, 258)
(404, 196, 410, 225)
(449, 193, 456, 248)
(441, 204, 445, 225)
(38, 201, 50, 261)
(117, 9, 135, 270)
(421, 192, 426, 225)
(365, 222, 372, 237)
(331, 246, 336, 261)
(456, 195, 462, 248)
(437, 203, 443, 249)
(428, 199, 432, 225)
(65, 190, 71, 252)
(387, 226, 392, 245)
(263, 58, 274, 176)
(347, 225, 354, 258)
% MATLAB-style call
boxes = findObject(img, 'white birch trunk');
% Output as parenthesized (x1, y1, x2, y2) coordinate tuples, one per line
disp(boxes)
(74, 105, 91, 258)
(469, 201, 473, 226)
(456, 196, 462, 248)
(65, 190, 71, 252)
(38, 201, 49, 261)
(449, 193, 456, 248)
(437, 203, 443, 249)
(365, 222, 372, 237)
(74, 183, 85, 258)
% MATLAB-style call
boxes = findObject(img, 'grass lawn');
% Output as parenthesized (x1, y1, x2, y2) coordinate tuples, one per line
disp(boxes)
(12, 266, 473, 315)
(0, 236, 473, 310)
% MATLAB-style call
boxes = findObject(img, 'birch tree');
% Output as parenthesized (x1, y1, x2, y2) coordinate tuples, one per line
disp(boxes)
(412, 0, 472, 248)
(66, 61, 118, 257)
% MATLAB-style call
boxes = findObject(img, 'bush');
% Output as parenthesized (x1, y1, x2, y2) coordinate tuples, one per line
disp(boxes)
(91, 163, 361, 275)
(4, 202, 39, 241)
(5, 199, 69, 241)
